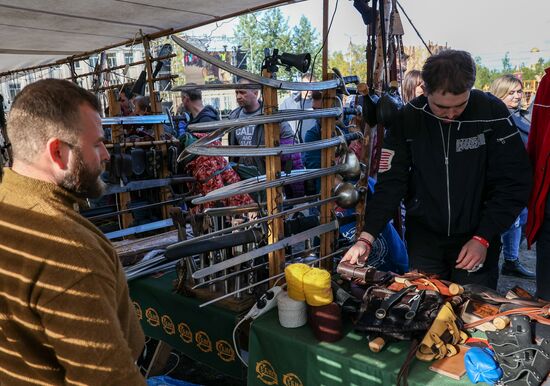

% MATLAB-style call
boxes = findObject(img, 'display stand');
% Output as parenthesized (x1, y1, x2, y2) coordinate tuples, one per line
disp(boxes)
(319, 74, 337, 270)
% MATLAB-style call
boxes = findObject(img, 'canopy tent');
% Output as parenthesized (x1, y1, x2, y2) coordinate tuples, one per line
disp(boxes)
(0, 0, 302, 76)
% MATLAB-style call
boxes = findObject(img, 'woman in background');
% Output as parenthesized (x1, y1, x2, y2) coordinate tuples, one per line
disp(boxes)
(401, 70, 423, 103)
(489, 74, 535, 279)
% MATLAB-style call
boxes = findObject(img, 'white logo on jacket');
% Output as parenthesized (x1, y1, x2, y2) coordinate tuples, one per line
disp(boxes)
(455, 134, 486, 152)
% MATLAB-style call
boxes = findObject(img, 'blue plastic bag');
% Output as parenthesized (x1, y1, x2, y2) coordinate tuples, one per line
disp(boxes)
(147, 375, 201, 386)
(464, 347, 502, 384)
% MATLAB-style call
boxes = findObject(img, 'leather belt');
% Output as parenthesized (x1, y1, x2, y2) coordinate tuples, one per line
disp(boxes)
(405, 290, 425, 321)
(375, 286, 416, 320)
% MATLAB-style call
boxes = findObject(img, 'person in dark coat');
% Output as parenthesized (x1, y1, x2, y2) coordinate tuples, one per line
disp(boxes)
(181, 85, 220, 124)
(489, 74, 534, 279)
(342, 50, 532, 289)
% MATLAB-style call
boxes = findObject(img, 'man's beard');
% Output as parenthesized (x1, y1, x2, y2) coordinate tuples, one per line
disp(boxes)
(60, 148, 106, 199)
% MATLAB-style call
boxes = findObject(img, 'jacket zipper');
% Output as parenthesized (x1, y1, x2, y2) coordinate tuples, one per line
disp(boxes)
(439, 122, 452, 236)
(496, 131, 519, 144)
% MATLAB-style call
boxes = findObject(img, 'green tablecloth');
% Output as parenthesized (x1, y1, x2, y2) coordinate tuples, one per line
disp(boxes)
(248, 309, 484, 386)
(129, 270, 246, 379)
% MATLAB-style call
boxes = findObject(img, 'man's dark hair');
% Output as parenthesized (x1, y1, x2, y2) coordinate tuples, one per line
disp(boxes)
(181, 83, 202, 101)
(421, 50, 476, 95)
(7, 79, 100, 163)
(120, 85, 133, 99)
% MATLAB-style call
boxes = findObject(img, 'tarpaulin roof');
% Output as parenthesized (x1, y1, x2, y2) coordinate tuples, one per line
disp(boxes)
(0, 0, 301, 75)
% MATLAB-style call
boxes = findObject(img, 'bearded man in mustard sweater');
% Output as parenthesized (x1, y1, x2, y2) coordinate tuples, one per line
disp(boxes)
(0, 79, 146, 385)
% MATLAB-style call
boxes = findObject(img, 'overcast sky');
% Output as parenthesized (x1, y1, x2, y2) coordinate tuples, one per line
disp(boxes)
(188, 0, 550, 70)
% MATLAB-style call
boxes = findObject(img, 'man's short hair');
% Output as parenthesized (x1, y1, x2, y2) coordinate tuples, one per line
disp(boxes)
(133, 96, 151, 113)
(421, 50, 476, 95)
(311, 90, 323, 100)
(7, 79, 100, 163)
(181, 83, 202, 101)
(120, 85, 133, 99)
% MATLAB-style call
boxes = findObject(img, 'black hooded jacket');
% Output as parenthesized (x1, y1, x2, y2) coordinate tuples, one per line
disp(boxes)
(189, 105, 219, 124)
(364, 89, 532, 242)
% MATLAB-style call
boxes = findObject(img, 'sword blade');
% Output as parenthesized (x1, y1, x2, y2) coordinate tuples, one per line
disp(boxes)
(171, 35, 342, 91)
(191, 166, 344, 205)
(191, 246, 320, 289)
(186, 107, 341, 133)
(191, 221, 339, 280)
(198, 247, 346, 308)
(104, 177, 196, 194)
(166, 196, 336, 252)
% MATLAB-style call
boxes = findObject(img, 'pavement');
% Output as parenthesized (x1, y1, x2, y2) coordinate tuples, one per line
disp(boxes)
(497, 239, 537, 296)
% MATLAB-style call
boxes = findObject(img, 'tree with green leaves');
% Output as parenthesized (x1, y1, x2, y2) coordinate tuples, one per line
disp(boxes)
(290, 16, 322, 79)
(328, 42, 367, 82)
(233, 10, 322, 80)
(474, 56, 500, 90)
(474, 54, 550, 91)
(233, 13, 264, 74)
(502, 52, 513, 73)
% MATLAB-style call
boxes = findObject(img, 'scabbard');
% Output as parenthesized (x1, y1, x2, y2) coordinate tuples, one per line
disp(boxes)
(172, 35, 342, 91)
(284, 215, 320, 236)
(165, 227, 263, 260)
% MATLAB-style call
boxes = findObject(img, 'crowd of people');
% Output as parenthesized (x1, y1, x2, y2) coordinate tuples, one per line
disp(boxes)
(0, 47, 549, 384)
(343, 49, 547, 295)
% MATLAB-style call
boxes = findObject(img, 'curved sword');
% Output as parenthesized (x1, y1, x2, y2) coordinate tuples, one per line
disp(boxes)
(185, 132, 362, 157)
(171, 35, 343, 91)
(191, 166, 346, 205)
(172, 83, 261, 91)
(186, 107, 342, 133)
(192, 220, 339, 280)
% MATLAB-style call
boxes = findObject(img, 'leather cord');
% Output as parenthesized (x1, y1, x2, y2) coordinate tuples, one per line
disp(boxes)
(464, 306, 550, 329)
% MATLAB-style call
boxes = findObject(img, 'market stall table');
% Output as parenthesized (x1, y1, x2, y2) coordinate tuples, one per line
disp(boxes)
(128, 270, 246, 379)
(248, 309, 486, 386)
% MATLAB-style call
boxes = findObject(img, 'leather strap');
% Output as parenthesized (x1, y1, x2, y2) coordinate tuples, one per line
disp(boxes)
(375, 286, 416, 320)
(464, 306, 550, 329)
(405, 290, 425, 321)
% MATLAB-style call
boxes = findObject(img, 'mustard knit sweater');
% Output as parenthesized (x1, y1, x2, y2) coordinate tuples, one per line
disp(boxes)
(0, 169, 146, 385)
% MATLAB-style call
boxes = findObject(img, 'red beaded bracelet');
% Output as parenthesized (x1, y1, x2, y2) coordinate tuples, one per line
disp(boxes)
(472, 235, 489, 248)
(357, 237, 373, 249)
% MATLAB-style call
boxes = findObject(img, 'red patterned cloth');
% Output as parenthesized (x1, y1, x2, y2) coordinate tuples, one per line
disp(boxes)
(185, 134, 254, 214)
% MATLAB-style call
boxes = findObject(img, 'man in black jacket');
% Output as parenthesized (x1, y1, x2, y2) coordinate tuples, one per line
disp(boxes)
(181, 86, 219, 124)
(342, 50, 532, 288)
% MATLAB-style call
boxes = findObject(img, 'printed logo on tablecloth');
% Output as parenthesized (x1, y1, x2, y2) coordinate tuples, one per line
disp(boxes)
(195, 331, 212, 352)
(145, 307, 160, 327)
(178, 322, 193, 344)
(132, 301, 142, 320)
(215, 340, 236, 362)
(256, 360, 278, 385)
(282, 373, 303, 386)
(161, 315, 175, 335)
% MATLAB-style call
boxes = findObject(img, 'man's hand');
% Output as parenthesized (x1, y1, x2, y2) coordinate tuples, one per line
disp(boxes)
(455, 238, 487, 270)
(341, 232, 374, 266)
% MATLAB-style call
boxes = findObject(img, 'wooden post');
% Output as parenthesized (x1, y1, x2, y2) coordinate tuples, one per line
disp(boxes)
(107, 89, 133, 230)
(355, 85, 374, 234)
(320, 3, 334, 269)
(68, 60, 77, 83)
(319, 75, 336, 270)
(322, 0, 329, 81)
(143, 36, 170, 221)
(262, 71, 284, 284)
